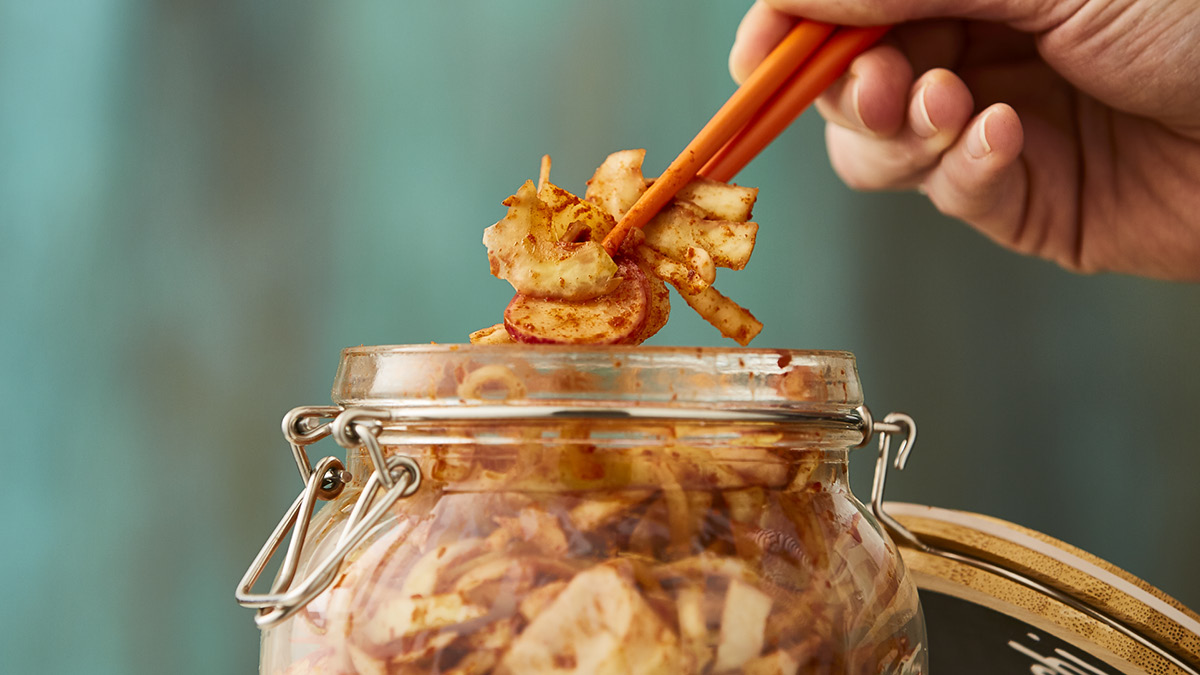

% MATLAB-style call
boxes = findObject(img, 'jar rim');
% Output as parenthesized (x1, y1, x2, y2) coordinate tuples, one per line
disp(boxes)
(339, 344, 857, 359)
(331, 345, 864, 417)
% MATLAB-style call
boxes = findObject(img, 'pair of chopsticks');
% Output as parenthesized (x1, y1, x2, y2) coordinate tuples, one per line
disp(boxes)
(601, 21, 890, 255)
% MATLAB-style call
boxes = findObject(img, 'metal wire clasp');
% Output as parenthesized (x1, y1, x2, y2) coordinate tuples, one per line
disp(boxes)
(282, 406, 342, 484)
(331, 408, 397, 488)
(855, 406, 929, 553)
(236, 406, 422, 629)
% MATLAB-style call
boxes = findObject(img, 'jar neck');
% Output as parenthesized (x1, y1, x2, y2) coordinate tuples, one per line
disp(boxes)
(343, 419, 856, 494)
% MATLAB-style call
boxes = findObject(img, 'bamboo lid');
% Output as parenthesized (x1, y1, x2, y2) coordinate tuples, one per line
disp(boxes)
(889, 503, 1200, 674)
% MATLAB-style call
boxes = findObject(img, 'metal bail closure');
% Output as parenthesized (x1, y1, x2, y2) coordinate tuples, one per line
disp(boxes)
(857, 406, 929, 553)
(236, 406, 423, 630)
(282, 405, 343, 484)
(235, 456, 349, 614)
(331, 407, 396, 488)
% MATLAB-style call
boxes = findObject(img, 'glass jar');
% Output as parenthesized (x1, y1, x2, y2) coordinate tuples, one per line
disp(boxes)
(241, 345, 928, 674)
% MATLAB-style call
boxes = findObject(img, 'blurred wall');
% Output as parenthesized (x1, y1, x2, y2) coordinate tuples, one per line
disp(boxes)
(2, 1, 1198, 672)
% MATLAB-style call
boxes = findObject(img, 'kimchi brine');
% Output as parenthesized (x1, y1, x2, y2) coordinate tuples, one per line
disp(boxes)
(258, 346, 927, 674)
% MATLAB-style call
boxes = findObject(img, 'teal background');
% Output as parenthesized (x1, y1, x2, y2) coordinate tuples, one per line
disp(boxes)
(3, 1, 1199, 672)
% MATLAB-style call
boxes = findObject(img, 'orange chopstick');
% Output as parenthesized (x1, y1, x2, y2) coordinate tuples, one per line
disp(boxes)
(600, 20, 835, 256)
(700, 25, 890, 182)
(601, 22, 890, 255)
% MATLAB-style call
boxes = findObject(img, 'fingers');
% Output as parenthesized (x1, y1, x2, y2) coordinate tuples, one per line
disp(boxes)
(728, 1, 1032, 252)
(823, 67, 975, 189)
(814, 44, 913, 137)
(761, 0, 1063, 29)
(729, 2, 796, 84)
(920, 103, 1028, 248)
(822, 69, 1028, 248)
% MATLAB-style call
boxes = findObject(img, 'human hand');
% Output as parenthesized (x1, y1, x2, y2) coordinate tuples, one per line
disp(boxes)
(730, 0, 1200, 281)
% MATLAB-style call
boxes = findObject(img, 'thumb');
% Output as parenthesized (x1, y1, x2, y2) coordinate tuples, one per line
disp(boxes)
(763, 0, 1069, 31)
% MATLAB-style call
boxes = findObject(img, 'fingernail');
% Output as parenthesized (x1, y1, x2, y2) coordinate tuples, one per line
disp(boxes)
(729, 49, 747, 84)
(848, 78, 866, 128)
(912, 84, 937, 138)
(967, 111, 993, 158)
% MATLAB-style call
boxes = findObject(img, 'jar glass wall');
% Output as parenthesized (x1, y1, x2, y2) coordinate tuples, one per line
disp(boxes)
(257, 346, 927, 674)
